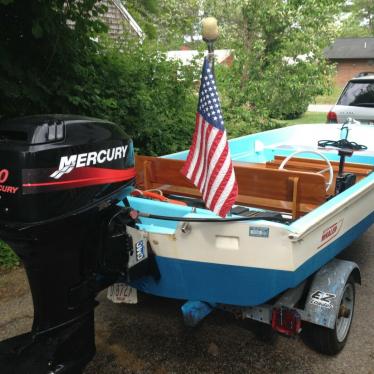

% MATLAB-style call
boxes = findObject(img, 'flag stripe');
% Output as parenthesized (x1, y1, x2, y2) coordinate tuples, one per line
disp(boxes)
(196, 124, 214, 189)
(213, 167, 237, 214)
(206, 145, 231, 208)
(194, 119, 209, 186)
(202, 131, 226, 200)
(189, 117, 205, 182)
(185, 114, 203, 179)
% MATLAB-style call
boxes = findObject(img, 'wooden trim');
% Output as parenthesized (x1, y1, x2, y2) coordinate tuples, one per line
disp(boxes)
(135, 155, 327, 216)
(271, 155, 373, 175)
(290, 177, 300, 220)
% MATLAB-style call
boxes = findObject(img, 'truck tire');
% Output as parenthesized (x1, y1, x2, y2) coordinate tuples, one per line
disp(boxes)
(302, 275, 355, 355)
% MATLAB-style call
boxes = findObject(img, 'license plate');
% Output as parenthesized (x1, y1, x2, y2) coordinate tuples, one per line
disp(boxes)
(107, 283, 138, 304)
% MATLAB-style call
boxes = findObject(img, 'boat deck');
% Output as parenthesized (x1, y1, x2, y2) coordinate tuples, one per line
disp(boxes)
(135, 124, 373, 219)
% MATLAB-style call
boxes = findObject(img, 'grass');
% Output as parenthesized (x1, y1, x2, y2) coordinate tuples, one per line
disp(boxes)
(314, 85, 342, 105)
(0, 240, 20, 270)
(277, 111, 327, 126)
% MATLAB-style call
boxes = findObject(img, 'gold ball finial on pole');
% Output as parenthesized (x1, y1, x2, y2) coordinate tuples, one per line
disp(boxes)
(202, 17, 219, 42)
(202, 17, 218, 65)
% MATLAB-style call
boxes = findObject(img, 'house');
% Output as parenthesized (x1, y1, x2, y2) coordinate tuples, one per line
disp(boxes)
(325, 37, 374, 86)
(100, 0, 143, 39)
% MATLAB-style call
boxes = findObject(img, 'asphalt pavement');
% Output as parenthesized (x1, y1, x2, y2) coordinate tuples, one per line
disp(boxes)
(0, 226, 373, 373)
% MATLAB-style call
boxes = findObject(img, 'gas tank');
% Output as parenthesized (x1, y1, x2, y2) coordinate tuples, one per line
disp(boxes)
(0, 115, 135, 225)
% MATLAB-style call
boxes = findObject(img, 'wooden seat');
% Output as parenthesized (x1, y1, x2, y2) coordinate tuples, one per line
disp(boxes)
(266, 155, 373, 194)
(135, 155, 327, 219)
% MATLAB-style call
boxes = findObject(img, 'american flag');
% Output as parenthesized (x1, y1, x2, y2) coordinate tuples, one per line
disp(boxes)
(181, 57, 238, 217)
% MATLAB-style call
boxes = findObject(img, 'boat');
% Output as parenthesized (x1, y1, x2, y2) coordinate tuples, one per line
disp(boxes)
(128, 122, 374, 307)
(1, 116, 373, 374)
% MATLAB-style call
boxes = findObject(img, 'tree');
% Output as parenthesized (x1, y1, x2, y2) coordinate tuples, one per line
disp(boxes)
(130, 0, 344, 124)
(339, 0, 374, 37)
(209, 0, 344, 123)
(0, 0, 108, 116)
(125, 0, 204, 49)
(123, 0, 159, 39)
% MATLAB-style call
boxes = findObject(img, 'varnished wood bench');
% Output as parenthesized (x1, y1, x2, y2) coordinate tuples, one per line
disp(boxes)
(266, 155, 373, 194)
(135, 155, 327, 219)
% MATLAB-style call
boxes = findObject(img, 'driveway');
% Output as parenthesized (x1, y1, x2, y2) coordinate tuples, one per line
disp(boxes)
(0, 226, 373, 373)
(308, 104, 332, 113)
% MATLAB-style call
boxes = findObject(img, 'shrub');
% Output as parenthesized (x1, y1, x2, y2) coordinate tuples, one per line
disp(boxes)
(0, 240, 19, 270)
(64, 41, 198, 155)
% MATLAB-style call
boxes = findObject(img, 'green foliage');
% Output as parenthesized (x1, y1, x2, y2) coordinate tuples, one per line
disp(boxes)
(315, 85, 341, 104)
(0, 1, 198, 155)
(124, 0, 159, 40)
(277, 111, 327, 126)
(0, 240, 19, 269)
(0, 0, 108, 117)
(211, 0, 342, 121)
(66, 40, 198, 155)
(339, 0, 374, 37)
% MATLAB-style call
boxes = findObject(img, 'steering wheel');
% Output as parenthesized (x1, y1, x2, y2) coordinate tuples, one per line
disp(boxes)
(279, 150, 334, 192)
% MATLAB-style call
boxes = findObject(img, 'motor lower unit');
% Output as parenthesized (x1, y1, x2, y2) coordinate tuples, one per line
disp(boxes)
(0, 115, 155, 374)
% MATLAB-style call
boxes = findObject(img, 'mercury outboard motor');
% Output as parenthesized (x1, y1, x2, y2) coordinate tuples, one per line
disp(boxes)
(0, 115, 151, 373)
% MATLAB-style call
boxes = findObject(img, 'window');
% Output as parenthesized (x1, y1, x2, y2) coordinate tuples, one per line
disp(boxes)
(338, 80, 374, 107)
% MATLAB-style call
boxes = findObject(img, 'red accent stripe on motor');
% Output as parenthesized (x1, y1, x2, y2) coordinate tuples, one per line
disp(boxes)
(23, 167, 136, 190)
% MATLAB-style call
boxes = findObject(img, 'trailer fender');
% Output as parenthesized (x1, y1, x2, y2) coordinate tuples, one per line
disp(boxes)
(302, 258, 360, 329)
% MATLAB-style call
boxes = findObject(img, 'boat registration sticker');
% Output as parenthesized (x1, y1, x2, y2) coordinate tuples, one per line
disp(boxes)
(310, 290, 336, 309)
(249, 226, 269, 238)
(135, 240, 145, 261)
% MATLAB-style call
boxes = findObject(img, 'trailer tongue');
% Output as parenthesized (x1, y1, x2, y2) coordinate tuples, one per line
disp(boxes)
(0, 115, 155, 374)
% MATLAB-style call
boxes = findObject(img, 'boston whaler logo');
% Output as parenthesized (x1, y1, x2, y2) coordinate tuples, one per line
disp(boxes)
(318, 220, 343, 248)
(50, 146, 128, 179)
(0, 169, 19, 194)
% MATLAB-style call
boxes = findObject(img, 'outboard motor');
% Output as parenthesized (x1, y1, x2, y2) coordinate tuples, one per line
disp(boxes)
(0, 115, 150, 373)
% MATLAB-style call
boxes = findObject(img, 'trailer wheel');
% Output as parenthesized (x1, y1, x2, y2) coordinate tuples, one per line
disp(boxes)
(302, 275, 355, 355)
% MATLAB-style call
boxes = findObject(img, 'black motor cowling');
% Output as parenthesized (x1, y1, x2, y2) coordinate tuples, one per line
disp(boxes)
(0, 115, 137, 373)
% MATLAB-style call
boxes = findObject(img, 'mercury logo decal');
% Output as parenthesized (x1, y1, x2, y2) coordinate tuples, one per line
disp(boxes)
(50, 146, 128, 179)
(0, 169, 19, 194)
(0, 169, 9, 184)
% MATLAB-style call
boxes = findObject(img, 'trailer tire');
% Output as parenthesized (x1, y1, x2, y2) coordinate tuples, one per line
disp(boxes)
(302, 275, 355, 355)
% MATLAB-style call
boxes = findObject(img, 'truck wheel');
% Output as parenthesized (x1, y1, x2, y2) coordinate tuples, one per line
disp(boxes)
(302, 275, 355, 355)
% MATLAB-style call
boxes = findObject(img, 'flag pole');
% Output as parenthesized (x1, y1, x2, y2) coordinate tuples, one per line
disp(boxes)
(202, 17, 219, 69)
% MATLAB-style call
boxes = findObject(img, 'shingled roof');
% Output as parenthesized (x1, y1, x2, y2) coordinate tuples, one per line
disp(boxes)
(325, 37, 374, 60)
